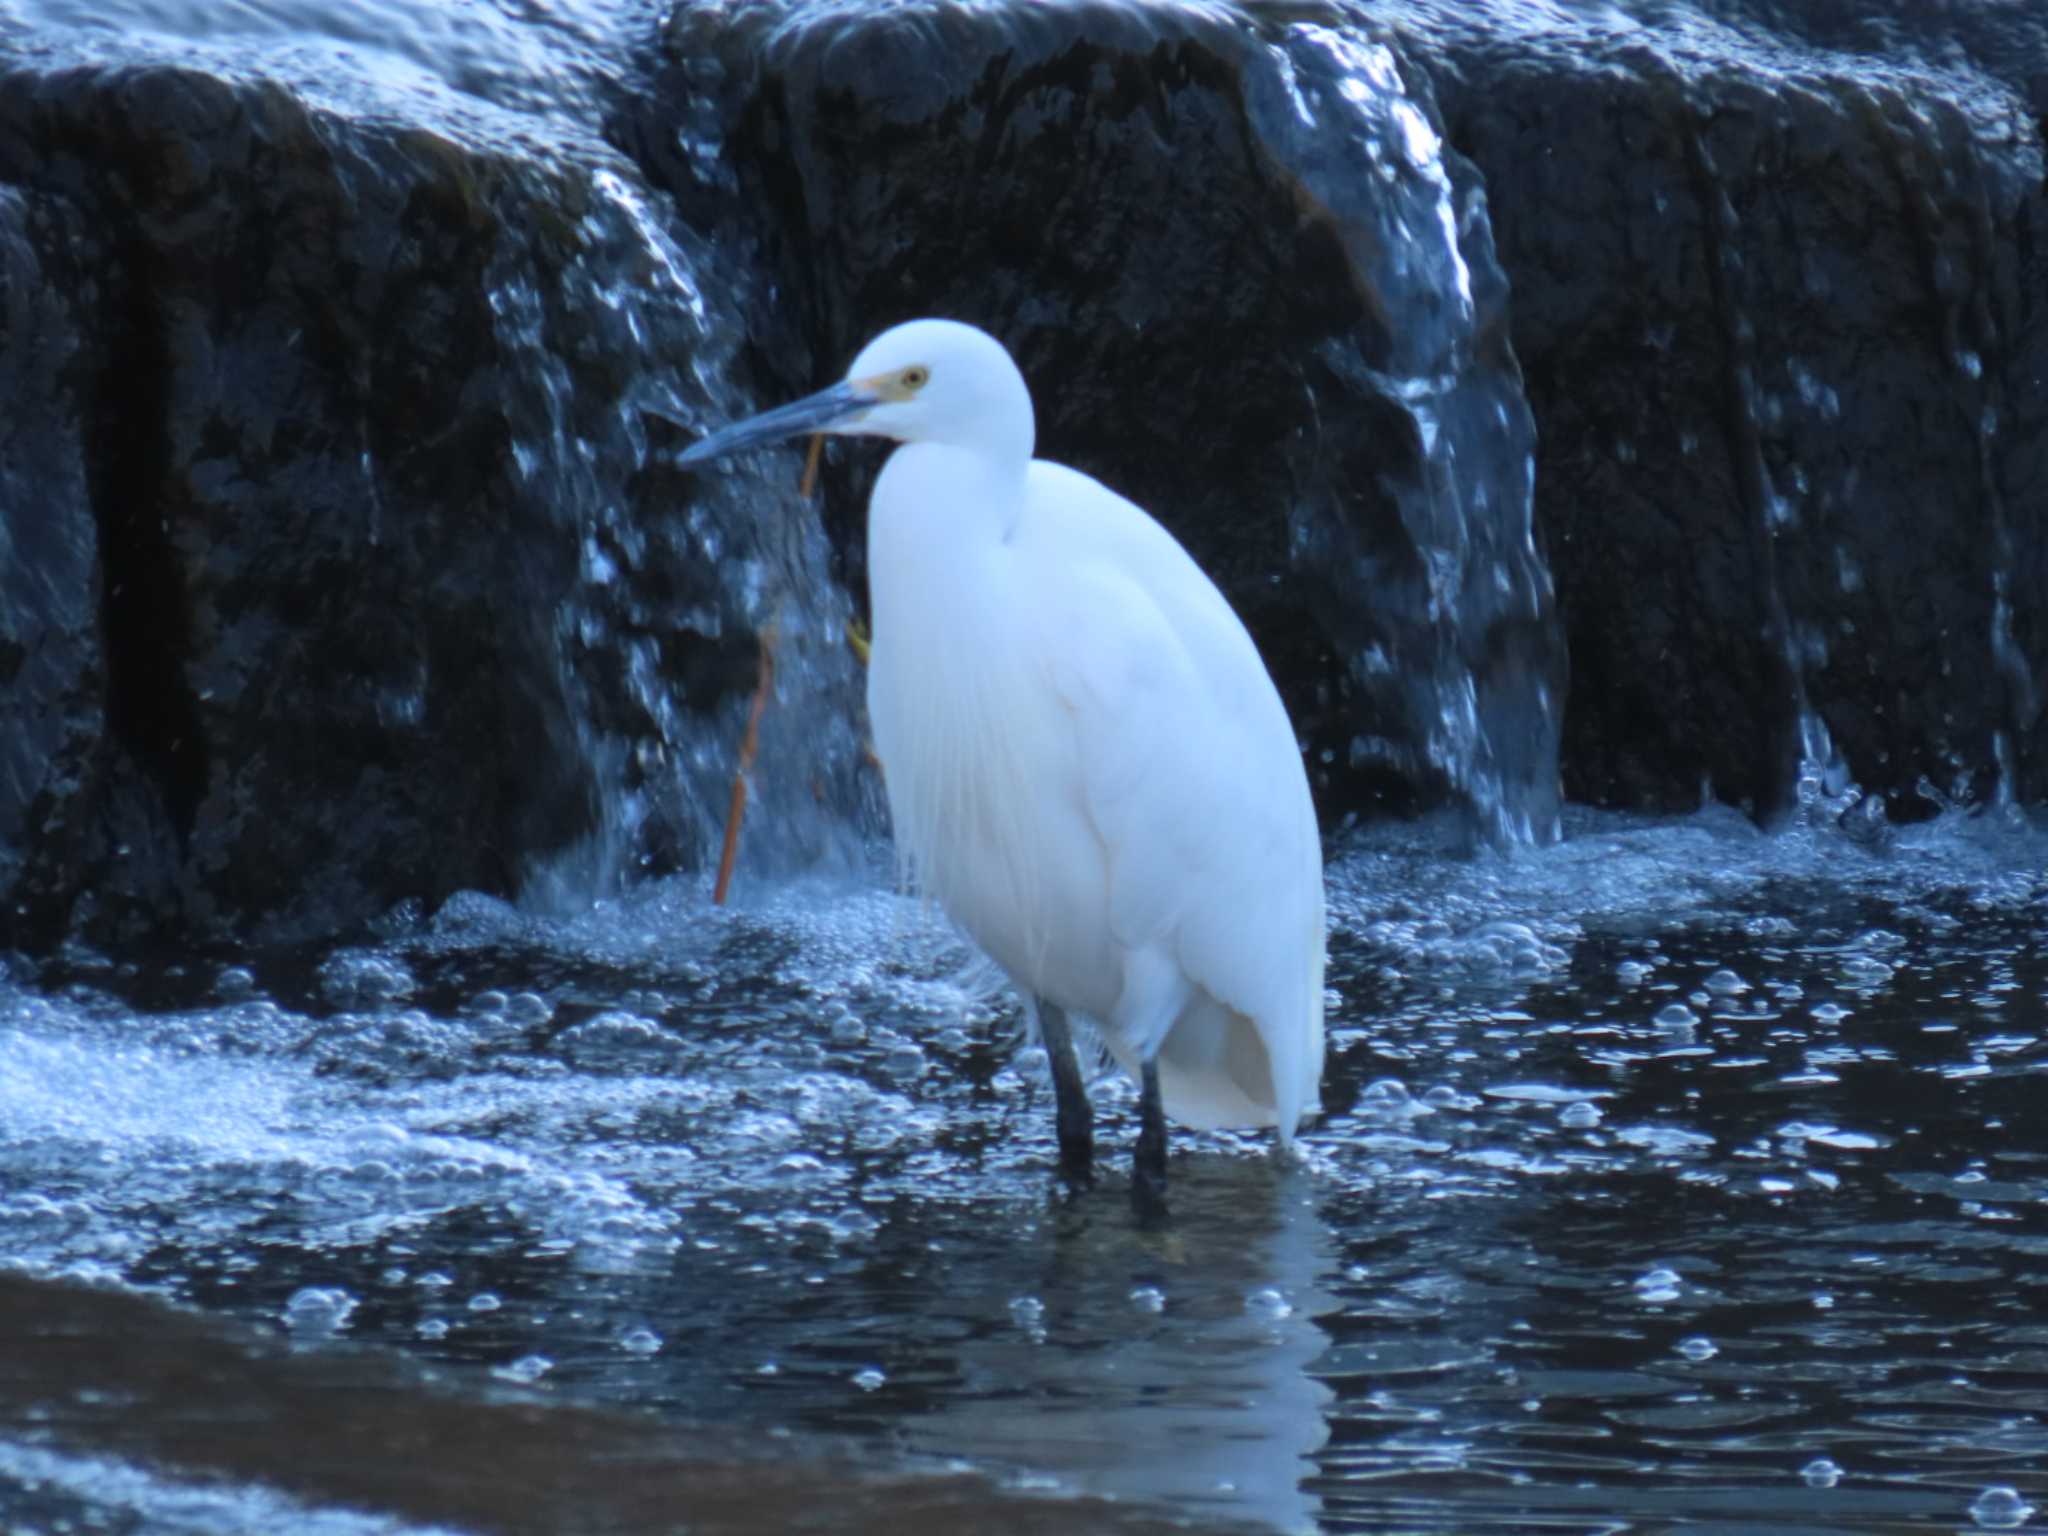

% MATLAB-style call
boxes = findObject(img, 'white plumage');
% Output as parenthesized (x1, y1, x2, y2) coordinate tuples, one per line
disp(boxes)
(682, 318, 1325, 1208)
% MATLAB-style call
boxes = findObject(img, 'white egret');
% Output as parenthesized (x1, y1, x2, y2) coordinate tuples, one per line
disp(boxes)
(680, 319, 1325, 1215)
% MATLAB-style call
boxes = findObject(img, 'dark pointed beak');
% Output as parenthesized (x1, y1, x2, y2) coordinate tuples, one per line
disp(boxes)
(677, 379, 877, 466)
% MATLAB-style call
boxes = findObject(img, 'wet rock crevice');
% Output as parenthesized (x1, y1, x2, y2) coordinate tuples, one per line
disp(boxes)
(1420, 11, 2048, 818)
(0, 66, 609, 944)
(6, 2, 2048, 948)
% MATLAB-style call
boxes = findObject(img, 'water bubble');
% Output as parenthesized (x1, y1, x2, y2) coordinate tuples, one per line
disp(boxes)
(1359, 1078, 1413, 1111)
(317, 951, 414, 1008)
(505, 991, 553, 1026)
(1970, 1487, 2034, 1529)
(1616, 960, 1653, 985)
(619, 1327, 664, 1356)
(1633, 1268, 1682, 1303)
(852, 1367, 887, 1392)
(828, 1013, 867, 1046)
(1676, 1336, 1718, 1362)
(558, 1011, 673, 1061)
(1653, 1004, 1697, 1029)
(1128, 1285, 1166, 1313)
(1487, 1083, 1598, 1106)
(494, 1354, 553, 1384)
(1617, 1124, 1716, 1157)
(1246, 1287, 1293, 1319)
(282, 1286, 357, 1337)
(1559, 1101, 1603, 1129)
(1779, 1122, 1883, 1152)
(1421, 1084, 1478, 1111)
(1702, 968, 1748, 995)
(215, 966, 259, 1001)
(883, 1042, 927, 1078)
(468, 1292, 503, 1313)
(417, 1317, 449, 1340)
(1008, 1295, 1046, 1328)
(1801, 1457, 1842, 1488)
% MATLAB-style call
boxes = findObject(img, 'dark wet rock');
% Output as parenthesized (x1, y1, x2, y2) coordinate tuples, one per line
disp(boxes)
(0, 184, 110, 951)
(629, 2, 1565, 842)
(7, 0, 2048, 948)
(1384, 0, 2048, 818)
(0, 66, 588, 944)
(0, 62, 866, 950)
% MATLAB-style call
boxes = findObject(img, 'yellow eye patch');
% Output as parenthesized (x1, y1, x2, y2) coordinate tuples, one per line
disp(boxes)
(861, 365, 930, 403)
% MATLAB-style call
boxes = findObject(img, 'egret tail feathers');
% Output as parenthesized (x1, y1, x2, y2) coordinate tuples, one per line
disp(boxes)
(1100, 990, 1320, 1140)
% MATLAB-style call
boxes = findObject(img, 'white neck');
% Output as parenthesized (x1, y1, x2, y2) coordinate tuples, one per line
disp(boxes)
(869, 441, 1028, 566)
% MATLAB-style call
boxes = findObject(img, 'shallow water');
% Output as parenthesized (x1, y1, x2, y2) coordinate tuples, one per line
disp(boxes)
(3, 805, 2047, 1533)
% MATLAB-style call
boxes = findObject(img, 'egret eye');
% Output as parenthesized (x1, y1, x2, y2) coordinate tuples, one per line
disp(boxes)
(900, 365, 930, 391)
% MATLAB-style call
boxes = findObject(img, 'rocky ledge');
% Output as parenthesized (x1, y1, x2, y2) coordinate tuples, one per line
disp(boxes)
(2, 1, 2043, 948)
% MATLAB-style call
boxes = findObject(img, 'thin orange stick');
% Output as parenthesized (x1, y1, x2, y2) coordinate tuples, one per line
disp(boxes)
(800, 433, 825, 498)
(712, 630, 777, 905)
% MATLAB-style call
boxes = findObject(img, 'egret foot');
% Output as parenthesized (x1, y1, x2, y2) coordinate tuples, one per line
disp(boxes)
(1132, 1056, 1169, 1223)
(1037, 998, 1094, 1185)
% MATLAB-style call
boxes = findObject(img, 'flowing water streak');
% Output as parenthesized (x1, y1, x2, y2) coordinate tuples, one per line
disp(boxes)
(573, 167, 876, 897)
(10, 0, 873, 908)
(1252, 20, 1560, 847)
(1681, 67, 2042, 821)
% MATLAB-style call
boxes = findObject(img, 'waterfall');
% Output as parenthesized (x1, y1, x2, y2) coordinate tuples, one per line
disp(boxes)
(1246, 20, 1561, 845)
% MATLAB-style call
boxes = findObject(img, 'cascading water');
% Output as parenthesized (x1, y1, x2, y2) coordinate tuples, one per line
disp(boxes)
(5, 4, 2048, 1533)
(0, 0, 1579, 943)
(643, 0, 1567, 860)
(493, 166, 876, 907)
(1684, 83, 2047, 831)
(0, 0, 888, 937)
(1247, 20, 1560, 847)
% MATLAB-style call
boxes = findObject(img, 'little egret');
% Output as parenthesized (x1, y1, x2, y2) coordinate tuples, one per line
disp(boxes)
(680, 319, 1325, 1215)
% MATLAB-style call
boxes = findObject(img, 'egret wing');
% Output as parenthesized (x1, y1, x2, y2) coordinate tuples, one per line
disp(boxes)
(1038, 559, 1230, 949)
(1023, 463, 1324, 1127)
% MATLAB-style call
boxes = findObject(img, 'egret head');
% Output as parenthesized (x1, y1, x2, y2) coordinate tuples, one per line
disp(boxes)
(679, 318, 1034, 472)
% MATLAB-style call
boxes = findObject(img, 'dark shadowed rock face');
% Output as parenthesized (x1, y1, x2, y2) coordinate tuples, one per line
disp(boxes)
(632, 1, 1564, 842)
(3, 0, 2047, 947)
(0, 184, 109, 952)
(0, 60, 869, 948)
(1391, 0, 2048, 820)
(0, 67, 595, 944)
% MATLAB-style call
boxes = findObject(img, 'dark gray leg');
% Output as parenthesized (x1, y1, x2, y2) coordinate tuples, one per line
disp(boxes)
(1132, 1056, 1169, 1222)
(1036, 998, 1093, 1183)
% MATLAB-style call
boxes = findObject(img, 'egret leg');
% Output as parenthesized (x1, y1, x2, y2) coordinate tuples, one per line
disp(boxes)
(1132, 1056, 1169, 1222)
(1036, 998, 1094, 1183)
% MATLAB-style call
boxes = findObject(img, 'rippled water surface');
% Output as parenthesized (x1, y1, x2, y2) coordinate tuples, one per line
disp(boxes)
(4, 807, 2047, 1533)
